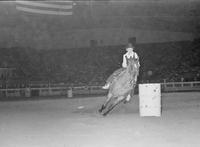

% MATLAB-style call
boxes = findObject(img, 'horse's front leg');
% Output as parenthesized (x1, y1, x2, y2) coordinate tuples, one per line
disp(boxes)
(103, 96, 125, 116)
(124, 84, 136, 104)
(124, 94, 131, 104)
(99, 93, 112, 114)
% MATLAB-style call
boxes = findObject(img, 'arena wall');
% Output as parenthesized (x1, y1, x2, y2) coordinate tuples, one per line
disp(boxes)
(0, 81, 200, 99)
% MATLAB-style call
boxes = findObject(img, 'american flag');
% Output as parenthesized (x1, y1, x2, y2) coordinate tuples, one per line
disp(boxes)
(16, 0, 75, 16)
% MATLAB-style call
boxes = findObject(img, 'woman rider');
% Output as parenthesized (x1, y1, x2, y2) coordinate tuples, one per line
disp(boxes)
(102, 43, 140, 89)
(102, 43, 140, 102)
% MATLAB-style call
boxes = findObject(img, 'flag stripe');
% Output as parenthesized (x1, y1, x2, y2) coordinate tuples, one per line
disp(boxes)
(16, 1, 73, 9)
(16, 6, 73, 15)
(15, 1, 74, 15)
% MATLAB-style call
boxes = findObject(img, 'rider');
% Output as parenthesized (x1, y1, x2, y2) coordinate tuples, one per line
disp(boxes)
(102, 43, 140, 89)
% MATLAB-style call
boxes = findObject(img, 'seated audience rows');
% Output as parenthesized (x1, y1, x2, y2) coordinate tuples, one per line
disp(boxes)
(0, 40, 199, 87)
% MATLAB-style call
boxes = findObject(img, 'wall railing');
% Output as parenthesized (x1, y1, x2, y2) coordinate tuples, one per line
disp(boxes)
(0, 81, 200, 98)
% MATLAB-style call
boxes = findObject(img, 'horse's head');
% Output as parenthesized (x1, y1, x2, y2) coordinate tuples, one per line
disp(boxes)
(127, 57, 138, 75)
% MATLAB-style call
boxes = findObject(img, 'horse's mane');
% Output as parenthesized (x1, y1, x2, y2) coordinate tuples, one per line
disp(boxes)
(127, 57, 138, 75)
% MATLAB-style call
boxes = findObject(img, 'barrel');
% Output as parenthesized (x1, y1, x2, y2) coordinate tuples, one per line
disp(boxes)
(139, 83, 161, 117)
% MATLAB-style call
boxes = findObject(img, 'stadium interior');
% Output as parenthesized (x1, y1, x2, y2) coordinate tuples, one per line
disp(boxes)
(0, 1, 200, 147)
(0, 0, 200, 88)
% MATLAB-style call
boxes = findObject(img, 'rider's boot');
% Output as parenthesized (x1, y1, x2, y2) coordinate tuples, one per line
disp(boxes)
(102, 83, 110, 89)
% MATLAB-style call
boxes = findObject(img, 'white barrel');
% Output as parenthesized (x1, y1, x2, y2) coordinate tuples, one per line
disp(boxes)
(67, 88, 73, 98)
(139, 83, 161, 117)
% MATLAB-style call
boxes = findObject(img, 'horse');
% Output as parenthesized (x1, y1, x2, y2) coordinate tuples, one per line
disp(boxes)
(99, 57, 138, 116)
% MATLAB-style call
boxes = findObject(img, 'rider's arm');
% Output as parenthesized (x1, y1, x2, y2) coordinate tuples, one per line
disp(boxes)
(134, 52, 139, 59)
(134, 52, 140, 67)
(122, 54, 127, 68)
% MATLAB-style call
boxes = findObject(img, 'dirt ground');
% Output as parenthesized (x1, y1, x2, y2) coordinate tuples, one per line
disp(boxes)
(0, 92, 200, 147)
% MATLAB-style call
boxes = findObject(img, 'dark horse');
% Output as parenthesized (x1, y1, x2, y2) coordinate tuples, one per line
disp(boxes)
(99, 57, 138, 116)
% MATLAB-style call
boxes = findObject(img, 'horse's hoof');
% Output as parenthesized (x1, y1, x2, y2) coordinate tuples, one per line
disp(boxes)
(124, 97, 133, 104)
(98, 108, 103, 114)
(124, 100, 131, 104)
(102, 112, 108, 116)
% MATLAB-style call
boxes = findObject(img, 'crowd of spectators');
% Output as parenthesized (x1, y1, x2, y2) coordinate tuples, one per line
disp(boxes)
(0, 39, 200, 87)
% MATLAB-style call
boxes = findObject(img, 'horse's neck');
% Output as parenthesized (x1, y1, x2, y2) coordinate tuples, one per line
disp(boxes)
(127, 60, 137, 75)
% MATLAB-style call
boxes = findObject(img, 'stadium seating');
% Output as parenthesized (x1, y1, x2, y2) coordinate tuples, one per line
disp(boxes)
(0, 40, 199, 88)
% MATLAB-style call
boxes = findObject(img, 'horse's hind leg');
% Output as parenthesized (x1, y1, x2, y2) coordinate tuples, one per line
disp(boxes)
(99, 93, 112, 114)
(103, 96, 124, 116)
